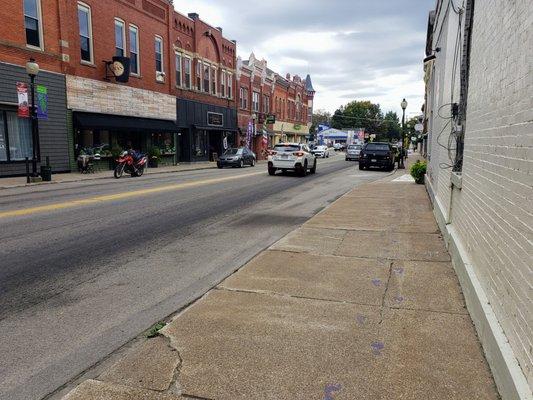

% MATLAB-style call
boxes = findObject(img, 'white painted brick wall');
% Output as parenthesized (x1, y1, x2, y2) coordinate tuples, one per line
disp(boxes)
(427, 0, 533, 390)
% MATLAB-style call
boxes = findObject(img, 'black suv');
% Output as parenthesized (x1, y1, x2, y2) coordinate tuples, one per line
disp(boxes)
(359, 142, 396, 171)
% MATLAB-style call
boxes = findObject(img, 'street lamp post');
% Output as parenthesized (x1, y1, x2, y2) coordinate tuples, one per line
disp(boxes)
(26, 58, 40, 177)
(400, 98, 408, 169)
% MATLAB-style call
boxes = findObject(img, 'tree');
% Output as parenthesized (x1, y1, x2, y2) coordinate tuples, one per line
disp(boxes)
(331, 100, 384, 135)
(310, 109, 332, 134)
(379, 111, 401, 141)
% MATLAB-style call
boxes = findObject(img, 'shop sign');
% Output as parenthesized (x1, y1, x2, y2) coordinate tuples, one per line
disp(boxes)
(207, 112, 223, 127)
(293, 124, 302, 131)
(266, 114, 276, 124)
(36, 85, 48, 120)
(16, 82, 29, 118)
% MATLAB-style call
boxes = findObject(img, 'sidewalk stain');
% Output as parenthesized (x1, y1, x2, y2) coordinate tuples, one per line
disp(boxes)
(356, 314, 367, 325)
(371, 278, 382, 287)
(324, 383, 342, 400)
(371, 341, 385, 356)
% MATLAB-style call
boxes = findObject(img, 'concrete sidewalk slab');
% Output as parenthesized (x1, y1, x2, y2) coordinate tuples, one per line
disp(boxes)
(270, 227, 347, 254)
(219, 250, 390, 305)
(63, 380, 184, 400)
(163, 289, 384, 400)
(98, 336, 180, 391)
(384, 261, 468, 314)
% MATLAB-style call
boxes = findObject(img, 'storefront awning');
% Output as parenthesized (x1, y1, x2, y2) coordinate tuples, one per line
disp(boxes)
(74, 112, 178, 132)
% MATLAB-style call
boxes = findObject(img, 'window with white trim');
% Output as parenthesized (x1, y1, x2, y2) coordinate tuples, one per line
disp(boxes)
(24, 0, 42, 49)
(155, 36, 163, 73)
(252, 92, 260, 112)
(195, 60, 202, 90)
(227, 73, 233, 99)
(129, 25, 139, 75)
(240, 88, 248, 109)
(114, 19, 125, 57)
(203, 62, 210, 93)
(220, 70, 226, 97)
(183, 56, 191, 89)
(77, 3, 93, 63)
(263, 95, 270, 114)
(175, 52, 182, 87)
(211, 66, 217, 95)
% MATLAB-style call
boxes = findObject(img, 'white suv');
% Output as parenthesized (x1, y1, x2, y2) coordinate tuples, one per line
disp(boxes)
(268, 143, 317, 176)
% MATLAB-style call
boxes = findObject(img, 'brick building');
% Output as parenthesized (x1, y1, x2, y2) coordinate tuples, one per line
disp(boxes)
(423, 1, 532, 398)
(236, 53, 275, 159)
(236, 53, 315, 158)
(0, 0, 237, 176)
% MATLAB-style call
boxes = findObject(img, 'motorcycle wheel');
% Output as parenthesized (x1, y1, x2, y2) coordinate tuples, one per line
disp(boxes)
(114, 163, 125, 179)
(136, 166, 145, 177)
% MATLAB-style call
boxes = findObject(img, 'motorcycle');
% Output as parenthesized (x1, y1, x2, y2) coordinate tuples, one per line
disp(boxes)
(114, 150, 148, 179)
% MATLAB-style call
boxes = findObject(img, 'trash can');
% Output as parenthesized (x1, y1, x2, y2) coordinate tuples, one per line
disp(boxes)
(40, 165, 52, 181)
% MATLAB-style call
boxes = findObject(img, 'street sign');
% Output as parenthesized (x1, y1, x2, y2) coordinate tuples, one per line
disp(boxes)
(415, 123, 423, 132)
(266, 114, 276, 124)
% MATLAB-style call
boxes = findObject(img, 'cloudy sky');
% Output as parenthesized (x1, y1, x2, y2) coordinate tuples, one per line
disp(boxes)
(173, 0, 433, 118)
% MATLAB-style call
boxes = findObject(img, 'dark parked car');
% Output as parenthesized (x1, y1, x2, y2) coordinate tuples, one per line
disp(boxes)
(359, 142, 396, 171)
(217, 147, 256, 168)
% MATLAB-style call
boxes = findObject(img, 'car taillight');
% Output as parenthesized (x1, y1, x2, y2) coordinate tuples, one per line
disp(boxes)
(293, 152, 304, 157)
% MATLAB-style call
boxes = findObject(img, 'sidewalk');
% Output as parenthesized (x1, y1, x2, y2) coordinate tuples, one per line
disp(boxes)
(0, 162, 216, 190)
(62, 158, 500, 400)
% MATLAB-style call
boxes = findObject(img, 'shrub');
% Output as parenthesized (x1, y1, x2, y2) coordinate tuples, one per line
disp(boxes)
(148, 147, 161, 159)
(410, 160, 427, 184)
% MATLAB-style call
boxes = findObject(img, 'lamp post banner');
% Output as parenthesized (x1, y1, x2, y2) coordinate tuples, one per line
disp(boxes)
(16, 82, 30, 118)
(36, 85, 48, 120)
(247, 120, 253, 148)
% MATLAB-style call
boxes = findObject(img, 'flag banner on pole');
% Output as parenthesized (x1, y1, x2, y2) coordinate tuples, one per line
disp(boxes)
(36, 85, 48, 120)
(16, 82, 30, 118)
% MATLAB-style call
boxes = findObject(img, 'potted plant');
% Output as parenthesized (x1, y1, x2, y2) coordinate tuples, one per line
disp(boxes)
(148, 147, 161, 168)
(109, 146, 123, 169)
(410, 160, 427, 184)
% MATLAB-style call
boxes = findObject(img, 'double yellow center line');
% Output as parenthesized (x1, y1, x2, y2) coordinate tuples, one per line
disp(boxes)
(0, 171, 265, 219)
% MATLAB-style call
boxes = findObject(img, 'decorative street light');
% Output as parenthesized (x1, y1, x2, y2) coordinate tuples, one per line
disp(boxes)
(26, 58, 40, 177)
(399, 98, 408, 169)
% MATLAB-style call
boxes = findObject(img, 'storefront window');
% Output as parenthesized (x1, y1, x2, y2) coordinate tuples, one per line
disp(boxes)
(151, 132, 175, 154)
(0, 111, 33, 162)
(77, 129, 111, 156)
(193, 130, 207, 157)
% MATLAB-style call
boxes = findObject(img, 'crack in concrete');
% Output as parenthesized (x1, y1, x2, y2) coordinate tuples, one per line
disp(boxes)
(160, 332, 185, 397)
(215, 286, 381, 308)
(379, 261, 394, 325)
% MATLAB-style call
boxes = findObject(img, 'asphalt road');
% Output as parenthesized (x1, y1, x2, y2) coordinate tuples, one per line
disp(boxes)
(0, 155, 387, 400)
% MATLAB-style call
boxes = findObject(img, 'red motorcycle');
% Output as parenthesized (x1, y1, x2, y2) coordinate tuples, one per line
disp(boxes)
(114, 150, 148, 179)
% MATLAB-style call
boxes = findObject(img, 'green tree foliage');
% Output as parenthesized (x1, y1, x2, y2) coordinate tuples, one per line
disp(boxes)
(379, 111, 401, 141)
(310, 109, 332, 134)
(331, 101, 384, 135)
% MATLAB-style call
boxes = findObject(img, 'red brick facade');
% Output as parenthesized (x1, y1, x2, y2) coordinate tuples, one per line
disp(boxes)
(0, 0, 236, 105)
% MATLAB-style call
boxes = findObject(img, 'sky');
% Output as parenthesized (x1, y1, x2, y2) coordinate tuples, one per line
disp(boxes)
(173, 0, 434, 119)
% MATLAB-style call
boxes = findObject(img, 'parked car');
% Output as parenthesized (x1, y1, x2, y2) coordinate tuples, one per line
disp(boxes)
(311, 145, 330, 158)
(267, 143, 317, 177)
(345, 144, 362, 161)
(217, 147, 256, 168)
(359, 142, 396, 171)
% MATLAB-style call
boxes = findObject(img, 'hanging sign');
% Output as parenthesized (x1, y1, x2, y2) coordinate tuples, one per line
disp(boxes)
(16, 82, 30, 118)
(36, 85, 48, 120)
(223, 135, 228, 150)
(246, 121, 253, 148)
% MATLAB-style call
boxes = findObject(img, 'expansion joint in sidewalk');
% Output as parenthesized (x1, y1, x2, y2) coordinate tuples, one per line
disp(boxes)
(379, 261, 394, 324)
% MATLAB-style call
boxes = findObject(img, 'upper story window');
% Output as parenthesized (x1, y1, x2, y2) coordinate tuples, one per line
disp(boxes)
(195, 60, 202, 90)
(263, 95, 270, 114)
(114, 19, 125, 57)
(183, 56, 191, 89)
(129, 25, 139, 75)
(211, 66, 217, 95)
(24, 0, 42, 49)
(77, 3, 93, 64)
(240, 88, 248, 109)
(220, 70, 226, 97)
(252, 92, 260, 112)
(155, 36, 163, 73)
(227, 73, 233, 99)
(203, 63, 210, 94)
(175, 52, 182, 87)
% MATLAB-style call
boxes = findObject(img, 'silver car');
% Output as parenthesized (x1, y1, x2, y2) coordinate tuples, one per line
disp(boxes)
(345, 144, 362, 161)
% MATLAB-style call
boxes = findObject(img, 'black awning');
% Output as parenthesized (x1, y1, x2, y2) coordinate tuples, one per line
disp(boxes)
(74, 112, 178, 132)
(194, 125, 238, 132)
